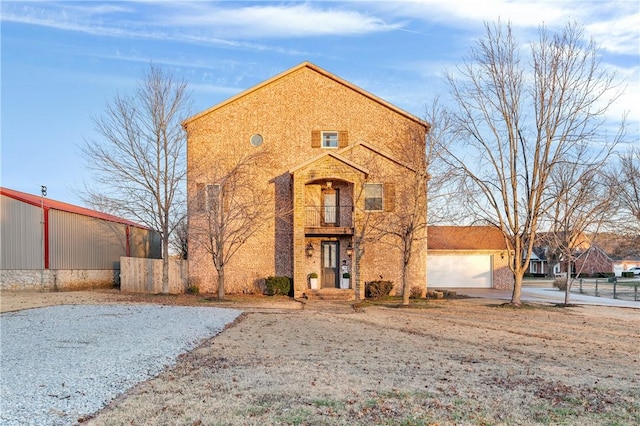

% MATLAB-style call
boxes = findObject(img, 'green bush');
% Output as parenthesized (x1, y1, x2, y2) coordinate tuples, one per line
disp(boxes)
(265, 276, 292, 296)
(365, 280, 394, 299)
(342, 273, 350, 279)
(309, 272, 318, 279)
(622, 271, 634, 278)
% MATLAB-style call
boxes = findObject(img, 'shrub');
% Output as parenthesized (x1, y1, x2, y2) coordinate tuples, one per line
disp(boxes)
(553, 277, 567, 291)
(186, 277, 200, 295)
(409, 286, 423, 299)
(622, 271, 634, 278)
(342, 273, 351, 279)
(365, 280, 394, 299)
(265, 276, 292, 296)
(309, 272, 318, 279)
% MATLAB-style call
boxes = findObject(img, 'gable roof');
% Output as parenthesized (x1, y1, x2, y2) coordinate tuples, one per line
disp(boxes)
(576, 244, 613, 261)
(182, 62, 429, 129)
(289, 151, 369, 176)
(1, 187, 150, 229)
(428, 226, 507, 250)
(337, 140, 420, 172)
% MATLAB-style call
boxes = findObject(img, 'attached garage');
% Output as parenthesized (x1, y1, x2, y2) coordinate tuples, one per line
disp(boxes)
(428, 254, 492, 288)
(427, 226, 514, 290)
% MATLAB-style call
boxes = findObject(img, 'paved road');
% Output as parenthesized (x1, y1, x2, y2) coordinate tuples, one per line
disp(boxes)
(450, 283, 640, 309)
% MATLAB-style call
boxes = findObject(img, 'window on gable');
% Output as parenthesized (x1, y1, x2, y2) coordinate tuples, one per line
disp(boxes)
(364, 183, 383, 211)
(322, 131, 338, 148)
(312, 130, 348, 148)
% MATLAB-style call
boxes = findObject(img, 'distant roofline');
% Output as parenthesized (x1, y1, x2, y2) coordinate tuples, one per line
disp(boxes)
(182, 61, 430, 130)
(0, 187, 152, 230)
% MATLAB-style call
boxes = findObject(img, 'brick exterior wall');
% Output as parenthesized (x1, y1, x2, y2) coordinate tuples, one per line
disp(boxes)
(184, 63, 428, 297)
(575, 246, 613, 276)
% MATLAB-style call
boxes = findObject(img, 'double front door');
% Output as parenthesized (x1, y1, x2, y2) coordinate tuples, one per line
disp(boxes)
(321, 241, 339, 288)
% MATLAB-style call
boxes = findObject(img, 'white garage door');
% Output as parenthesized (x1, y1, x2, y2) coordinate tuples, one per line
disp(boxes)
(427, 255, 492, 288)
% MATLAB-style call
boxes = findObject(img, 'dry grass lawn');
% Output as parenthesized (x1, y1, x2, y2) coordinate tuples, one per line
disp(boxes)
(2, 290, 639, 425)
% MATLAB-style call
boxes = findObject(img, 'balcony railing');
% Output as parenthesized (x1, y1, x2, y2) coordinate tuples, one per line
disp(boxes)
(305, 205, 353, 228)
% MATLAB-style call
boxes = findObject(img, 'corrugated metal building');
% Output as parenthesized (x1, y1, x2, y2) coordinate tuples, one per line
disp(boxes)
(1, 187, 161, 290)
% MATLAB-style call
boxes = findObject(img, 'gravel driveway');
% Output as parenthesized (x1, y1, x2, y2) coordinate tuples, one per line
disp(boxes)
(0, 304, 241, 425)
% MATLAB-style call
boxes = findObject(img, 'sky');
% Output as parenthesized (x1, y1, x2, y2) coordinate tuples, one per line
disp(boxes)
(2, 0, 639, 207)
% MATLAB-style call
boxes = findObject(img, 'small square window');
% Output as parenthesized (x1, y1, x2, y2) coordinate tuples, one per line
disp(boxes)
(364, 183, 383, 211)
(322, 131, 338, 148)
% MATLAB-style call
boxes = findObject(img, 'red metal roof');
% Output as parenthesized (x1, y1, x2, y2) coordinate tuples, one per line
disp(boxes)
(428, 226, 507, 250)
(1, 187, 151, 230)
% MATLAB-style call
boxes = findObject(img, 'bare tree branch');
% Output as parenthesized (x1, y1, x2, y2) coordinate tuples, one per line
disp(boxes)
(81, 64, 191, 293)
(441, 20, 626, 305)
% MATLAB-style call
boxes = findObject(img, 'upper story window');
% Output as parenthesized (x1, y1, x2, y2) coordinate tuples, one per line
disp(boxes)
(311, 130, 348, 148)
(322, 131, 339, 148)
(196, 183, 221, 212)
(364, 183, 383, 211)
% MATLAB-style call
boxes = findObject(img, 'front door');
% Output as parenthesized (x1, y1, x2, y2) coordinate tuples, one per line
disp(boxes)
(321, 241, 339, 288)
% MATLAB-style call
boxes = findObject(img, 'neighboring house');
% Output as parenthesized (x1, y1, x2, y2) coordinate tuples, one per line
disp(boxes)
(546, 248, 613, 278)
(527, 247, 548, 276)
(184, 62, 429, 299)
(426, 226, 513, 289)
(612, 259, 640, 277)
(0, 187, 161, 291)
(573, 245, 613, 277)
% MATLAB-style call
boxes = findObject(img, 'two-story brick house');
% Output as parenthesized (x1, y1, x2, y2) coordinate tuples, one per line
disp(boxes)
(183, 62, 429, 299)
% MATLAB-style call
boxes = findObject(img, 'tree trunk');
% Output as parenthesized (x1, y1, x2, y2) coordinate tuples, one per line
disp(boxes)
(401, 268, 410, 306)
(217, 268, 225, 300)
(510, 272, 523, 306)
(564, 259, 572, 305)
(162, 239, 169, 294)
(354, 242, 363, 301)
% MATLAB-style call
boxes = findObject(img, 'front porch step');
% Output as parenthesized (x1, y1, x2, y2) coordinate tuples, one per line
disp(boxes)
(303, 288, 354, 301)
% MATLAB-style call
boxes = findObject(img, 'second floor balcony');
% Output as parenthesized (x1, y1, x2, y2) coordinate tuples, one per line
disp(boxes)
(304, 205, 354, 236)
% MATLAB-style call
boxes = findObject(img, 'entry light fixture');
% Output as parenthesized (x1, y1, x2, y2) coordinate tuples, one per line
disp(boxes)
(306, 243, 314, 258)
(346, 242, 353, 257)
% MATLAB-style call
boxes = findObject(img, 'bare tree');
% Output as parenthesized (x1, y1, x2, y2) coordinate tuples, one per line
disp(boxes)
(442, 21, 625, 305)
(82, 65, 190, 294)
(369, 125, 429, 306)
(423, 99, 462, 226)
(609, 146, 640, 230)
(171, 216, 188, 260)
(190, 148, 274, 299)
(544, 145, 617, 305)
(340, 130, 428, 304)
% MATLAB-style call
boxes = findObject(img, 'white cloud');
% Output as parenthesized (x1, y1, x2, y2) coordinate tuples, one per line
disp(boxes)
(159, 3, 402, 38)
(586, 12, 640, 56)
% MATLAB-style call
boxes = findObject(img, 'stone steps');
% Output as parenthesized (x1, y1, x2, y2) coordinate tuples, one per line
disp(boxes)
(302, 288, 354, 301)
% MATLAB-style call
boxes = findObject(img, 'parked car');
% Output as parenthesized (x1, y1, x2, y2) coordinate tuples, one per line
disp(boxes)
(624, 266, 640, 276)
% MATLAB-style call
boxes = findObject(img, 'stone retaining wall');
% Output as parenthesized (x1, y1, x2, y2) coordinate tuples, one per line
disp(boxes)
(0, 269, 117, 291)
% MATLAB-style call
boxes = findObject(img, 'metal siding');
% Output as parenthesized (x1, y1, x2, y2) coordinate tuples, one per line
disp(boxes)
(0, 195, 44, 269)
(49, 210, 127, 269)
(129, 227, 162, 259)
